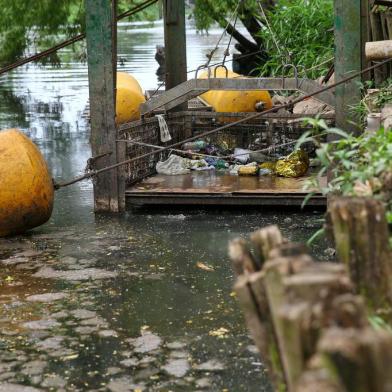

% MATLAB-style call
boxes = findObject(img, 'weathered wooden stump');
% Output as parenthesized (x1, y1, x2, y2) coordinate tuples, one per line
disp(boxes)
(230, 223, 392, 391)
(329, 197, 392, 313)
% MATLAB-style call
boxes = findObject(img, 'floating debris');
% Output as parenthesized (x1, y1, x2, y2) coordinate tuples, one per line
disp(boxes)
(196, 262, 215, 272)
(162, 358, 190, 378)
(22, 320, 60, 330)
(208, 327, 230, 338)
(0, 384, 42, 392)
(276, 150, 310, 178)
(127, 332, 162, 354)
(25, 292, 67, 303)
(194, 359, 225, 372)
(33, 267, 118, 281)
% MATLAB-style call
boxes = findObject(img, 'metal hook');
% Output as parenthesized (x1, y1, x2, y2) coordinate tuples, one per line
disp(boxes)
(296, 65, 308, 89)
(195, 65, 211, 88)
(214, 64, 229, 78)
(281, 63, 299, 89)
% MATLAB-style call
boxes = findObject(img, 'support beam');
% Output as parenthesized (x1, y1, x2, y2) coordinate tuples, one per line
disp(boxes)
(163, 0, 187, 97)
(85, 0, 123, 212)
(334, 0, 368, 133)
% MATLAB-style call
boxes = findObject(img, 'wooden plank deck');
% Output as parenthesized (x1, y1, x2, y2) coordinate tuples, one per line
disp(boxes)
(126, 172, 326, 207)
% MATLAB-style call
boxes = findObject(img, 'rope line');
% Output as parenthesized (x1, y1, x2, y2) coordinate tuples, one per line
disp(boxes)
(221, 4, 240, 66)
(118, 131, 329, 161)
(54, 57, 392, 189)
(149, 49, 266, 98)
(203, 0, 242, 69)
(0, 0, 158, 76)
(257, 0, 285, 60)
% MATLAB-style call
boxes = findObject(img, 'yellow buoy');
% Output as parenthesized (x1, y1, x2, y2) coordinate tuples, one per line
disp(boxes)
(199, 68, 273, 117)
(116, 72, 146, 125)
(117, 72, 143, 95)
(0, 129, 54, 237)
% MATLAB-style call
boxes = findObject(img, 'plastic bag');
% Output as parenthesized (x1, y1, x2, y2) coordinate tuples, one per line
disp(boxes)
(156, 155, 190, 175)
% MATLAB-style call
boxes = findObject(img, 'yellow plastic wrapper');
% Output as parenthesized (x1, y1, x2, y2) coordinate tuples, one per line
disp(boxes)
(276, 150, 310, 178)
(238, 166, 259, 176)
(259, 161, 277, 173)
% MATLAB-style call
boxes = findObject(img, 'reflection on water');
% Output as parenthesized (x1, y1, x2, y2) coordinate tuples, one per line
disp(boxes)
(0, 21, 327, 391)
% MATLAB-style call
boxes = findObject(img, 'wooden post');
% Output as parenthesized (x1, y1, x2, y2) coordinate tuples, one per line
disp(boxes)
(370, 6, 389, 85)
(163, 0, 187, 102)
(329, 197, 392, 313)
(85, 0, 123, 212)
(334, 0, 368, 133)
(230, 224, 392, 391)
(366, 40, 392, 60)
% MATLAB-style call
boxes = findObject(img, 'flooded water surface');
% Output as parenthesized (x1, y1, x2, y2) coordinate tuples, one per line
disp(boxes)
(0, 21, 328, 391)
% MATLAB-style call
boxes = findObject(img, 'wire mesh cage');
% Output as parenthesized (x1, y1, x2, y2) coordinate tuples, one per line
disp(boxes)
(118, 111, 335, 186)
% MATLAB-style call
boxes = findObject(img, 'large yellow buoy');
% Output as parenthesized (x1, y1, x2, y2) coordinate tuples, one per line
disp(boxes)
(0, 129, 54, 237)
(199, 68, 273, 116)
(116, 72, 146, 124)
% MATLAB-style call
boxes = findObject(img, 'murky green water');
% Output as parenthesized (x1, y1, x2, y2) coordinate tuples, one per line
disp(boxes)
(0, 21, 330, 391)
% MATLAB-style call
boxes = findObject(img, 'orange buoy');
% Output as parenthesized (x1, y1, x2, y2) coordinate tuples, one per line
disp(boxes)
(0, 129, 54, 237)
(116, 72, 146, 124)
(199, 67, 273, 117)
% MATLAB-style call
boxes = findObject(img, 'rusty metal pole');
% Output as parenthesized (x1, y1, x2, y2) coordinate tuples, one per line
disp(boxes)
(163, 0, 187, 110)
(85, 0, 122, 212)
(334, 0, 369, 134)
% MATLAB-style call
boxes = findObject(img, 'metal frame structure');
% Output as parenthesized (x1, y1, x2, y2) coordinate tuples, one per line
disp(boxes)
(140, 77, 335, 115)
(118, 110, 334, 207)
(84, 0, 368, 211)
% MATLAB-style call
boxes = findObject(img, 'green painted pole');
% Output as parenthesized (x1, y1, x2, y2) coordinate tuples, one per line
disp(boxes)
(163, 0, 187, 96)
(334, 0, 369, 134)
(85, 0, 123, 212)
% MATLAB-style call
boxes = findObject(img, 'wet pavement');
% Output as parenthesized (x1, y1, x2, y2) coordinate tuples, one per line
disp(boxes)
(0, 211, 331, 391)
(0, 19, 332, 392)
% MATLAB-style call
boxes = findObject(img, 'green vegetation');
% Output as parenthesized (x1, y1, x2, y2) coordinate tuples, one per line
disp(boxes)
(351, 78, 392, 126)
(0, 0, 84, 65)
(257, 0, 334, 79)
(193, 0, 334, 79)
(369, 315, 392, 332)
(0, 0, 334, 78)
(299, 118, 392, 226)
(0, 0, 160, 66)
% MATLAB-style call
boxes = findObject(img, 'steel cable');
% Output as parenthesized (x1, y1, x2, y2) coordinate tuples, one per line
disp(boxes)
(54, 57, 392, 189)
(0, 0, 158, 76)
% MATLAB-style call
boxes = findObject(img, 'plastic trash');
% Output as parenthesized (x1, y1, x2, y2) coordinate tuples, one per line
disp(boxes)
(156, 155, 190, 175)
(205, 145, 218, 155)
(233, 148, 251, 164)
(276, 150, 310, 178)
(229, 162, 257, 175)
(216, 159, 229, 170)
(259, 162, 277, 173)
(182, 141, 207, 152)
(259, 168, 272, 176)
(185, 158, 214, 171)
(238, 166, 259, 176)
(204, 157, 218, 167)
(157, 114, 172, 143)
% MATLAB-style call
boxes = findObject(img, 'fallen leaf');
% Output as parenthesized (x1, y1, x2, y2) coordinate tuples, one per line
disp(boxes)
(209, 327, 230, 338)
(62, 354, 79, 361)
(196, 262, 215, 272)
